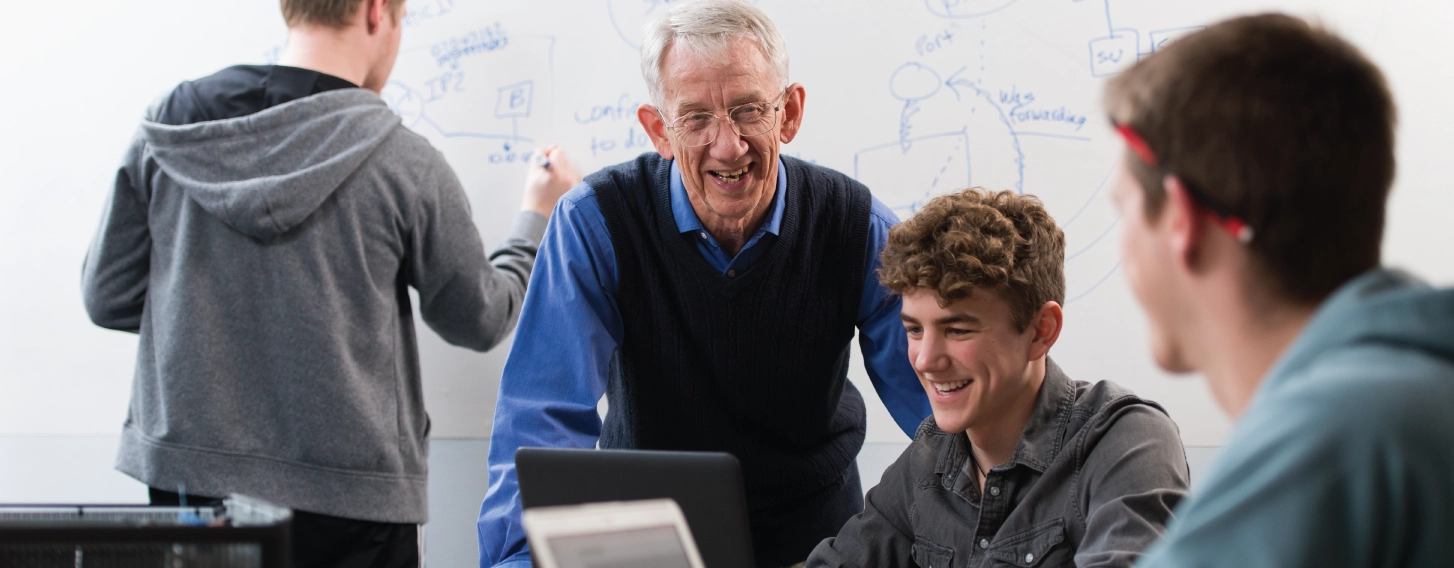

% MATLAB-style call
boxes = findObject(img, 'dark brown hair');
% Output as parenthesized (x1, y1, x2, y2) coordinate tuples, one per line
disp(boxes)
(879, 188, 1066, 332)
(281, 0, 404, 29)
(1104, 13, 1396, 304)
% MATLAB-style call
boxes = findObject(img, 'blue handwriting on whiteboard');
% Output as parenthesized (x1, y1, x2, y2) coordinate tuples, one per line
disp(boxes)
(590, 127, 654, 157)
(916, 28, 958, 57)
(432, 23, 509, 69)
(998, 86, 1035, 111)
(403, 0, 455, 27)
(423, 71, 465, 103)
(1011, 106, 1087, 130)
(575, 94, 643, 125)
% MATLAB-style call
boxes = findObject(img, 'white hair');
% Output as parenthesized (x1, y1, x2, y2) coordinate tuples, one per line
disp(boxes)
(640, 0, 790, 106)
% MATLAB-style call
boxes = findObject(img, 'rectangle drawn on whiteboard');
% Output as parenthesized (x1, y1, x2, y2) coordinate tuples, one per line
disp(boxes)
(1088, 31, 1139, 78)
(855, 131, 971, 217)
(1150, 26, 1205, 52)
(496, 81, 534, 119)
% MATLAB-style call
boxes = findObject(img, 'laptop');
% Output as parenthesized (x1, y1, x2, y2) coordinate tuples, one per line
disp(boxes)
(516, 447, 756, 568)
(523, 498, 706, 568)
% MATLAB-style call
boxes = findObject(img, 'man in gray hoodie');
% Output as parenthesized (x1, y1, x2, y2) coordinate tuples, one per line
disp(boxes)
(1105, 14, 1454, 568)
(80, 0, 579, 566)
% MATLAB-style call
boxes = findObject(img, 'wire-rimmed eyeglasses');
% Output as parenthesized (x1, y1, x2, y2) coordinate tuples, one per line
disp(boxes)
(662, 89, 788, 148)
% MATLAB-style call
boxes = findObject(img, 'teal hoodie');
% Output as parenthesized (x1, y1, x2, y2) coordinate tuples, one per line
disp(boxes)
(1137, 269, 1454, 567)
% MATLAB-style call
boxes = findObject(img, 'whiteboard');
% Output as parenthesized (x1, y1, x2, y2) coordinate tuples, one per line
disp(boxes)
(3, 0, 1450, 447)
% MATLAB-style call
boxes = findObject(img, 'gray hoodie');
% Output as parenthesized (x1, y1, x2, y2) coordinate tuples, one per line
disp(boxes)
(81, 89, 544, 523)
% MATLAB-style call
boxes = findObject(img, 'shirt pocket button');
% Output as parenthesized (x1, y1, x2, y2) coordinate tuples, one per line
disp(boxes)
(911, 539, 954, 568)
(983, 518, 1066, 566)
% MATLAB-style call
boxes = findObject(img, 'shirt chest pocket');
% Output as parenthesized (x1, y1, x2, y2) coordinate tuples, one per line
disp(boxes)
(911, 538, 954, 568)
(984, 519, 1069, 567)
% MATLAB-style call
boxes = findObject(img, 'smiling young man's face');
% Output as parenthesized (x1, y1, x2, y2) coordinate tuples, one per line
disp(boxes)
(900, 287, 1049, 434)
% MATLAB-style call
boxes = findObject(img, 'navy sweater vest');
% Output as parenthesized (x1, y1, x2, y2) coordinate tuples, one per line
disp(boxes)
(590, 153, 873, 566)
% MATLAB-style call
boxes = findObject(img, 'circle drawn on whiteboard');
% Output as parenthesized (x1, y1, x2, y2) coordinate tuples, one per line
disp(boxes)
(925, 0, 1018, 19)
(608, 0, 759, 49)
(890, 63, 942, 102)
(381, 82, 424, 127)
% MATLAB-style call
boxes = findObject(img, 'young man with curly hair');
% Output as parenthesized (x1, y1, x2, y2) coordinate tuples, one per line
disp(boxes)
(807, 188, 1190, 568)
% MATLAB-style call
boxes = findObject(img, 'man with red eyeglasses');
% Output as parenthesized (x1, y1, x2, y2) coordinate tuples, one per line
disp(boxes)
(1105, 14, 1454, 567)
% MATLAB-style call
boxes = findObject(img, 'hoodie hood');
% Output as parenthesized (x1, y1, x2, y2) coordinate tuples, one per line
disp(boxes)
(1269, 269, 1454, 382)
(141, 89, 401, 240)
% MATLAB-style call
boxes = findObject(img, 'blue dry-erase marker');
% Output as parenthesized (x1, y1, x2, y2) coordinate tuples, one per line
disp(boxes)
(530, 151, 550, 169)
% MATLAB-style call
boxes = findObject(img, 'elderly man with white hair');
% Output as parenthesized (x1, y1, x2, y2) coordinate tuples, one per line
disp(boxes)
(477, 1, 931, 566)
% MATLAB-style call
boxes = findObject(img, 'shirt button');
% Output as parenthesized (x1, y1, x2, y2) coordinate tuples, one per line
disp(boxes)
(989, 486, 1000, 496)
(979, 538, 989, 549)
(1026, 552, 1035, 563)
(699, 231, 708, 239)
(727, 269, 737, 278)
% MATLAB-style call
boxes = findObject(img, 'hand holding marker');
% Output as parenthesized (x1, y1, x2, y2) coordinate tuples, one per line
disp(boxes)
(520, 144, 582, 219)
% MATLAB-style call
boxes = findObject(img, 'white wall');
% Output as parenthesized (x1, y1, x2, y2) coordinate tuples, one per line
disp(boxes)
(2, 0, 1451, 452)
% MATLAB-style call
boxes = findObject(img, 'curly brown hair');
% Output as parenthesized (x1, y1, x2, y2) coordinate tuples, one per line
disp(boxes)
(879, 188, 1065, 332)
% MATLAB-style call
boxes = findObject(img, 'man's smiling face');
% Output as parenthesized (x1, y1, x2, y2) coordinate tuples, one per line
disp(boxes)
(641, 36, 802, 240)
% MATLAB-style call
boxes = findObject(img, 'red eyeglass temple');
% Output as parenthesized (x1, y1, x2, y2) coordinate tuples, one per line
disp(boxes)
(1113, 123, 1254, 244)
(1115, 124, 1159, 168)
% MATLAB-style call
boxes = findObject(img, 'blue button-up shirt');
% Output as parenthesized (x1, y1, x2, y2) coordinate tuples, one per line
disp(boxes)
(477, 158, 931, 568)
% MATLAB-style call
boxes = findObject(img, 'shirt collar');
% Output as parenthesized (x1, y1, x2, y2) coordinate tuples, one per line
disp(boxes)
(1008, 357, 1074, 472)
(669, 158, 786, 237)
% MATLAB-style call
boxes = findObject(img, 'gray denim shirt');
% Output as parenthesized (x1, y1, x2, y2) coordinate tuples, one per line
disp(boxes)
(808, 360, 1189, 568)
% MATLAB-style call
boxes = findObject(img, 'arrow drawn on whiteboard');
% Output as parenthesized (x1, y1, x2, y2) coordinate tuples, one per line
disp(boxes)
(944, 66, 1025, 193)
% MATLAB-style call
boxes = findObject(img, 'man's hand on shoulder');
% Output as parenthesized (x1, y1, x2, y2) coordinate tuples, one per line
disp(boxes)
(522, 144, 583, 219)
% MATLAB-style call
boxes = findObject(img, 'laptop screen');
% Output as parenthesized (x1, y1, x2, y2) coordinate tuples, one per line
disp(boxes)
(517, 448, 754, 568)
(546, 524, 693, 568)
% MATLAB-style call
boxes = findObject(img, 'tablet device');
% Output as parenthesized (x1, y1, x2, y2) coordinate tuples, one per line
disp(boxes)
(523, 499, 706, 568)
(516, 448, 755, 568)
